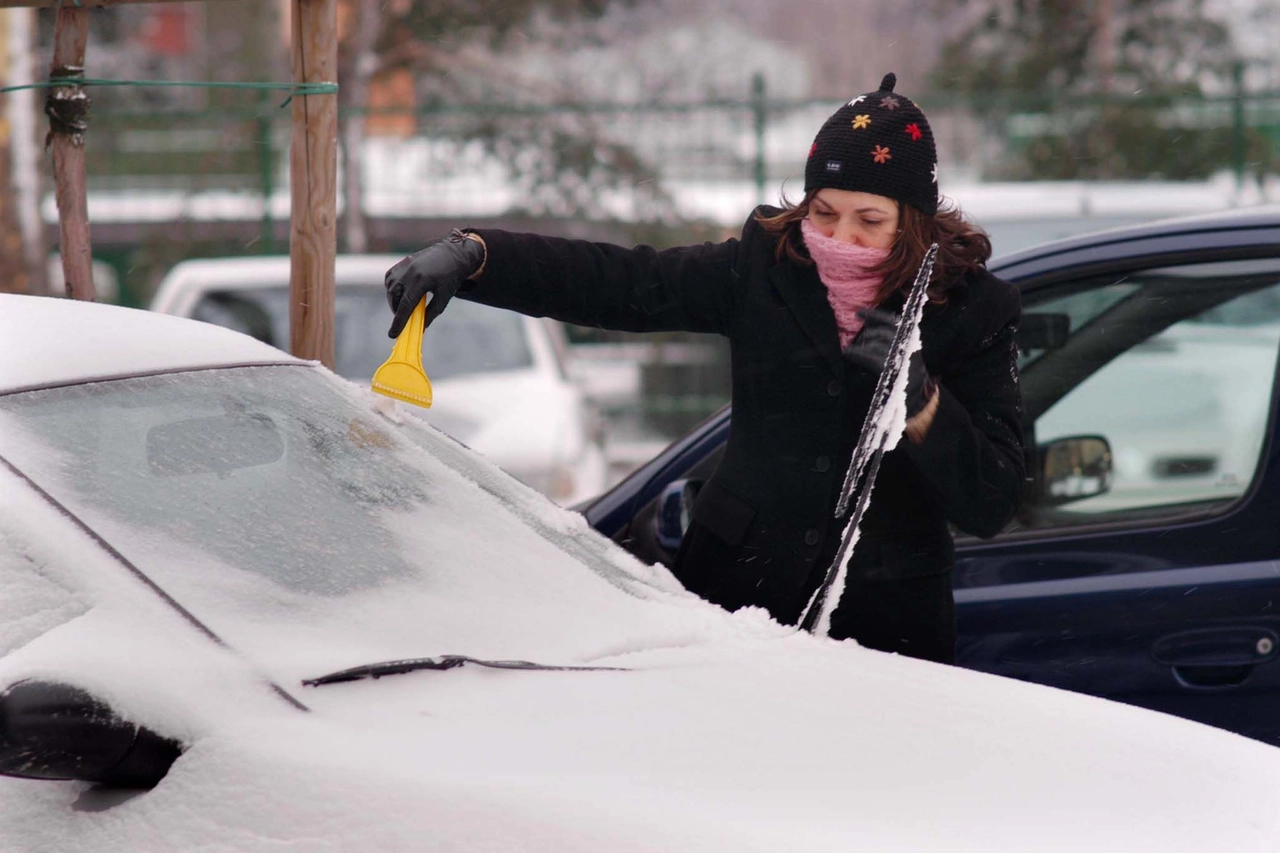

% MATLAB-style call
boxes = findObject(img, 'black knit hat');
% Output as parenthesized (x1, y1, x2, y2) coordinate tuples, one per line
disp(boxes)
(804, 73, 938, 215)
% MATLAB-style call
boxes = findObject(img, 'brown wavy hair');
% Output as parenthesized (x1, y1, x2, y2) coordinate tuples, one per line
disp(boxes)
(755, 191, 992, 304)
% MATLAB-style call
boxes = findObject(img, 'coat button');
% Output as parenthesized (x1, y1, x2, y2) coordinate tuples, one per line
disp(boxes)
(827, 380, 841, 397)
(815, 455, 831, 473)
(804, 529, 820, 546)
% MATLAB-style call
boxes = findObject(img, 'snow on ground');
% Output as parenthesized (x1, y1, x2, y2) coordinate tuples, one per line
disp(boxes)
(50, 152, 1280, 235)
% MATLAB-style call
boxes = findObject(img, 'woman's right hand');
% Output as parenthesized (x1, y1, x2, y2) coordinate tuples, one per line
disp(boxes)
(842, 308, 935, 418)
(384, 229, 487, 338)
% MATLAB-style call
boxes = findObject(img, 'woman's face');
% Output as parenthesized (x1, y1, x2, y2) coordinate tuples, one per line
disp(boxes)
(807, 189, 899, 249)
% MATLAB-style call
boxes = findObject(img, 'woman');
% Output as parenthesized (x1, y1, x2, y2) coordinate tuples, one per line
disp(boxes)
(384, 73, 1024, 664)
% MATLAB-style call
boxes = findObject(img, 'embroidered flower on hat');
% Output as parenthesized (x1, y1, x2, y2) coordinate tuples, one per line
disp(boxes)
(931, 163, 938, 183)
(872, 145, 892, 164)
(847, 95, 866, 107)
(852, 114, 871, 130)
(880, 95, 900, 110)
(809, 141, 818, 158)
(905, 122, 922, 141)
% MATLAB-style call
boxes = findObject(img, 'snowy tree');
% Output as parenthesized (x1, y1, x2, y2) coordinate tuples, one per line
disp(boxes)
(927, 0, 1243, 179)
(725, 0, 947, 100)
(337, 0, 685, 226)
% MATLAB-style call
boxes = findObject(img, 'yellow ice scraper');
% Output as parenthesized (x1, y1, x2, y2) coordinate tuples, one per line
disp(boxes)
(371, 296, 433, 408)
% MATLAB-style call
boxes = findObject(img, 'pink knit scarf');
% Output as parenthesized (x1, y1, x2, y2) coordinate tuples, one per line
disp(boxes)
(800, 218, 889, 348)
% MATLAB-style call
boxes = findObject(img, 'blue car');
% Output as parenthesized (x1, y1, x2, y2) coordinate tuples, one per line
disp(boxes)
(582, 205, 1280, 745)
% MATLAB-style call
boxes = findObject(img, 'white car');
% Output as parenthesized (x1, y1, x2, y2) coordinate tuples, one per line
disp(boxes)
(149, 255, 607, 504)
(3, 293, 1280, 851)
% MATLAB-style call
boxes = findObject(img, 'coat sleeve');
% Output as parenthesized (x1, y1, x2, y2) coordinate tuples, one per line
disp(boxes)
(904, 276, 1026, 538)
(457, 227, 744, 336)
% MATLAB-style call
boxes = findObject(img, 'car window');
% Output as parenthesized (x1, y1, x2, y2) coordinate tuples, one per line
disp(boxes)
(1016, 258, 1280, 530)
(190, 287, 533, 381)
(1016, 282, 1139, 369)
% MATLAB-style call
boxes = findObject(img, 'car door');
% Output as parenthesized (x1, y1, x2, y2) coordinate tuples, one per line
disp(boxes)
(955, 254, 1280, 744)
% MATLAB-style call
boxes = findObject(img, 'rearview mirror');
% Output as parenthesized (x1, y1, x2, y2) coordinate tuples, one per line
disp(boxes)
(1038, 435, 1113, 506)
(0, 681, 182, 788)
(656, 479, 701, 552)
(148, 412, 283, 477)
(1016, 313, 1070, 352)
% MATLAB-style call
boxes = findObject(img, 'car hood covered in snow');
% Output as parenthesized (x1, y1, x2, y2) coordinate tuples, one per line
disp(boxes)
(5, 606, 1280, 852)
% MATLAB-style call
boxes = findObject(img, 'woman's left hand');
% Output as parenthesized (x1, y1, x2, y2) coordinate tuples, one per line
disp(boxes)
(842, 308, 936, 419)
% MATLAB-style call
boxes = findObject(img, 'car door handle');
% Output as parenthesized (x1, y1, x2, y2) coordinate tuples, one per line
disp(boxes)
(1151, 627, 1279, 690)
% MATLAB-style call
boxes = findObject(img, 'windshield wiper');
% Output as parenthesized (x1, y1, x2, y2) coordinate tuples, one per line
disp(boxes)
(302, 655, 627, 687)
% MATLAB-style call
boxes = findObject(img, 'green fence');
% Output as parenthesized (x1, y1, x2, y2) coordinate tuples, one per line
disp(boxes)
(79, 82, 1280, 234)
(55, 83, 1280, 440)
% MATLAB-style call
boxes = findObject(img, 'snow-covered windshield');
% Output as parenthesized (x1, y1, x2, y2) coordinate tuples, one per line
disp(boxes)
(0, 366, 695, 683)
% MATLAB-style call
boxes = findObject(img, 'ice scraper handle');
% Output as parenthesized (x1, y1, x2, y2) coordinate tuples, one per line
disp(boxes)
(841, 308, 934, 418)
(385, 228, 487, 338)
(389, 295, 429, 364)
(371, 295, 434, 408)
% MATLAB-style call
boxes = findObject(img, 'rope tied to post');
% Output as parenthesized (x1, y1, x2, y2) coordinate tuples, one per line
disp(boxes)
(44, 66, 91, 147)
(3, 78, 340, 109)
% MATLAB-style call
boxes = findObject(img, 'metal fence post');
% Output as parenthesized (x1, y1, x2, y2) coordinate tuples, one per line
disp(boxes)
(257, 88, 275, 253)
(1232, 60, 1245, 193)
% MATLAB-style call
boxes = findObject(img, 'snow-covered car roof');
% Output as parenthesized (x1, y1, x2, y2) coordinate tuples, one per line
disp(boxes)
(0, 294, 298, 394)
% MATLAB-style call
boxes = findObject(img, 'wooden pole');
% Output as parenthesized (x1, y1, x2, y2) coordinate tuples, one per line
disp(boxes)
(48, 3, 93, 301)
(288, 0, 337, 369)
(6, 6, 48, 296)
(2, 0, 224, 301)
(0, 9, 17, 294)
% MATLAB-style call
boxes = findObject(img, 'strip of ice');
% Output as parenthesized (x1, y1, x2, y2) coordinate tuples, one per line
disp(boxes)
(803, 245, 938, 638)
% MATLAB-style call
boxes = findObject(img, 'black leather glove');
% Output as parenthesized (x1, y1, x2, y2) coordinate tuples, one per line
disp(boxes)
(841, 307, 935, 418)
(385, 229, 486, 338)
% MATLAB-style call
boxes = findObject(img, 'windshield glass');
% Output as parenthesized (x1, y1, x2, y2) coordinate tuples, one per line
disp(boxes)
(0, 367, 689, 682)
(191, 287, 534, 381)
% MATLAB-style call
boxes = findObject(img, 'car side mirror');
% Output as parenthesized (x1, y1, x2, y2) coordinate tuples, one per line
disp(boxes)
(1038, 435, 1113, 506)
(1016, 313, 1070, 352)
(0, 681, 182, 788)
(655, 479, 701, 552)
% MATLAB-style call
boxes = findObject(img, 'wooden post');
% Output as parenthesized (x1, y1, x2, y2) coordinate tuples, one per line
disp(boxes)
(289, 0, 337, 369)
(0, 1, 242, 299)
(6, 6, 49, 296)
(47, 3, 93, 300)
(0, 9, 17, 295)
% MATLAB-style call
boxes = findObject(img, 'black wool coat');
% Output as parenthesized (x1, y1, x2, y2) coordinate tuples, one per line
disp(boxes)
(466, 208, 1025, 632)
